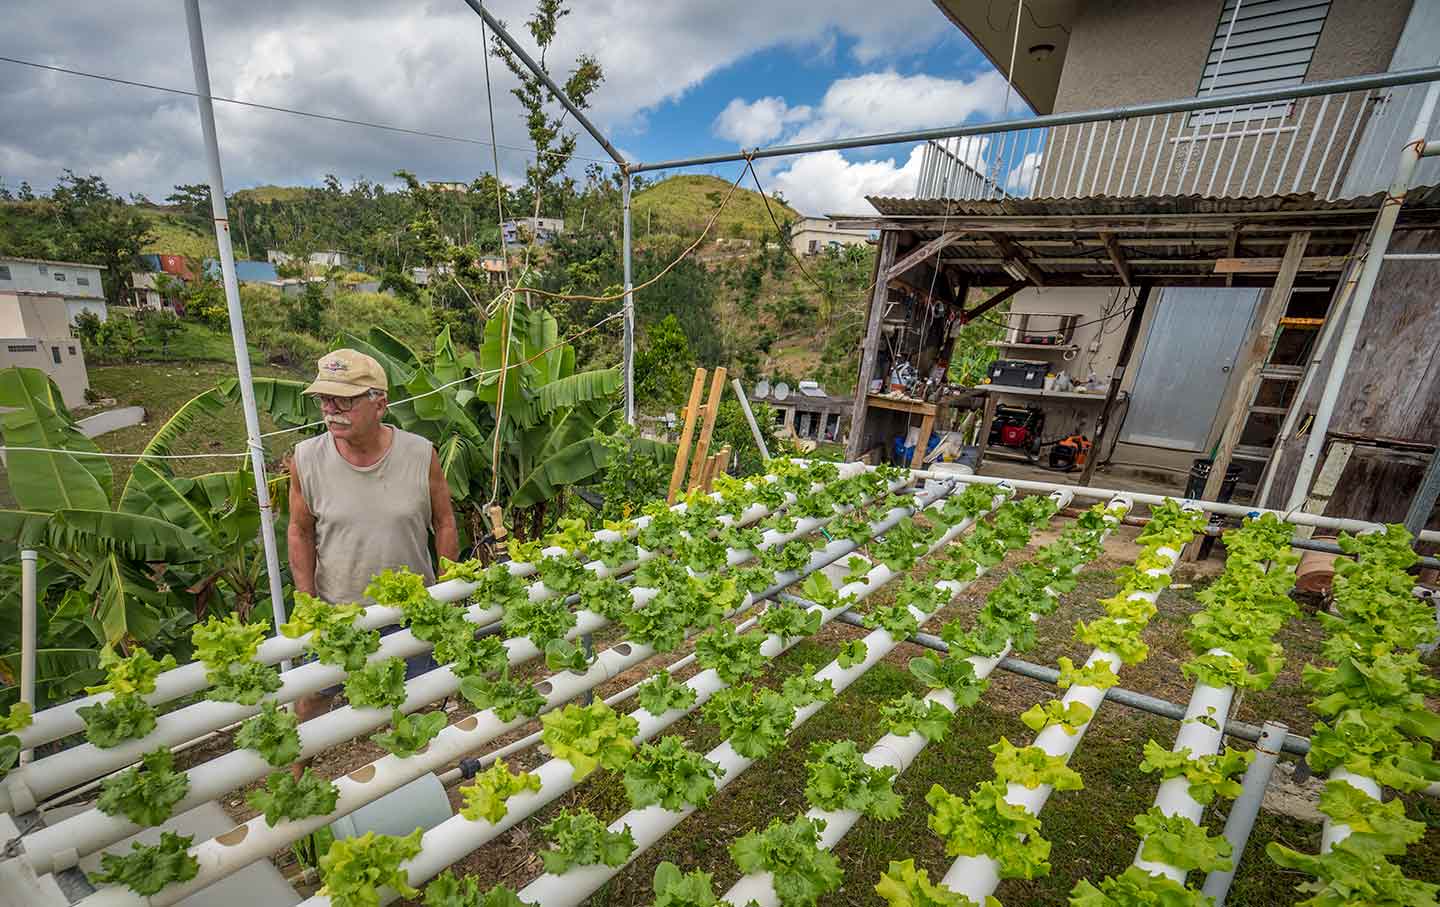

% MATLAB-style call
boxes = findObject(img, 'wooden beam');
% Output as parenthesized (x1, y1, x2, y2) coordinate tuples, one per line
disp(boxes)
(964, 281, 1028, 323)
(991, 233, 1047, 286)
(667, 368, 707, 504)
(1079, 284, 1152, 486)
(687, 367, 728, 492)
(1202, 231, 1311, 502)
(1224, 227, 1241, 287)
(1099, 232, 1132, 286)
(1214, 255, 1349, 273)
(885, 232, 963, 281)
(846, 230, 900, 460)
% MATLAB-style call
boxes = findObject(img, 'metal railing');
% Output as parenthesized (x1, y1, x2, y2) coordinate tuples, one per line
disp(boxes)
(916, 79, 1440, 201)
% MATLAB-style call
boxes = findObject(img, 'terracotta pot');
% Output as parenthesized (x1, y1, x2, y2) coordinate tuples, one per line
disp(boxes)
(1295, 536, 1340, 594)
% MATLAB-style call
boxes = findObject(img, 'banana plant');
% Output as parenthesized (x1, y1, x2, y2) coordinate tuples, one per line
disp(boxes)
(333, 306, 668, 542)
(0, 368, 314, 689)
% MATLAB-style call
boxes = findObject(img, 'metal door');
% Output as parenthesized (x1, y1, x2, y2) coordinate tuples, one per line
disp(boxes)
(1120, 287, 1261, 451)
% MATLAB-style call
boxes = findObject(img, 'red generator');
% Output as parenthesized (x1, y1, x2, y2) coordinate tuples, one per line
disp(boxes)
(987, 405, 1045, 461)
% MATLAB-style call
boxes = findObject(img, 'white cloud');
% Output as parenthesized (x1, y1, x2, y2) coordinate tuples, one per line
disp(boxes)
(713, 97, 812, 146)
(0, 0, 954, 198)
(770, 147, 927, 216)
(721, 69, 1015, 216)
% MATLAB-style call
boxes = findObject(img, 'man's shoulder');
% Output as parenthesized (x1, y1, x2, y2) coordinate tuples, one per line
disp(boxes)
(393, 428, 435, 453)
(294, 432, 330, 460)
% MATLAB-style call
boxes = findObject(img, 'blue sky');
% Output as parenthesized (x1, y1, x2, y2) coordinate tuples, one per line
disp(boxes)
(0, 0, 1023, 215)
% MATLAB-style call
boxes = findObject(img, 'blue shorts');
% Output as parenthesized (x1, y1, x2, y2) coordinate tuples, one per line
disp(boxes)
(302, 623, 437, 701)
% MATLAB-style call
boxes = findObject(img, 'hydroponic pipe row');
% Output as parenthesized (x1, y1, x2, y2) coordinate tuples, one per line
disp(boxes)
(1130, 515, 1300, 886)
(516, 488, 1082, 907)
(720, 488, 1121, 906)
(8, 464, 832, 763)
(73, 477, 959, 904)
(276, 482, 1010, 907)
(937, 501, 1198, 902)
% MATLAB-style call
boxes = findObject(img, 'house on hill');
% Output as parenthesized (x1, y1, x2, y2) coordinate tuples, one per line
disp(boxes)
(846, 0, 1440, 530)
(788, 216, 874, 257)
(503, 217, 564, 247)
(0, 257, 104, 406)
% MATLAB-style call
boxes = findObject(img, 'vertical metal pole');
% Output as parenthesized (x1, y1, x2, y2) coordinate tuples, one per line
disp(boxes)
(1286, 80, 1440, 511)
(731, 377, 771, 461)
(183, 0, 289, 659)
(19, 550, 37, 765)
(1403, 448, 1440, 538)
(622, 169, 636, 425)
(1200, 721, 1289, 907)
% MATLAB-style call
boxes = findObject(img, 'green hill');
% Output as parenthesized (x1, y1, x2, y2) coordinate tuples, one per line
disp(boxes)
(233, 185, 310, 204)
(139, 209, 219, 260)
(633, 175, 801, 242)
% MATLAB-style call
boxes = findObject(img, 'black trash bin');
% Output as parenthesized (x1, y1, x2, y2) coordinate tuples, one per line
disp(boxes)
(1186, 458, 1241, 502)
(1187, 458, 1242, 560)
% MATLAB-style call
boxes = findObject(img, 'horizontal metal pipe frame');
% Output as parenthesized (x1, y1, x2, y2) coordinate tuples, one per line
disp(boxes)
(629, 67, 1440, 172)
(824, 611, 1315, 758)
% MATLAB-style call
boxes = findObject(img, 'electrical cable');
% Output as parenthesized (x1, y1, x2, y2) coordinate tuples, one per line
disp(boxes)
(0, 55, 619, 166)
(478, 12, 512, 288)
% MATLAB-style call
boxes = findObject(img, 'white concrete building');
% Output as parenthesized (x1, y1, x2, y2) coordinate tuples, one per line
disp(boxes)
(788, 217, 874, 257)
(0, 257, 108, 324)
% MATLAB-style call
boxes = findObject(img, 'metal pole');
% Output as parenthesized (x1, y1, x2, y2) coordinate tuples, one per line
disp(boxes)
(731, 377, 771, 461)
(461, 0, 627, 167)
(1404, 448, 1440, 538)
(183, 0, 289, 661)
(628, 66, 1440, 173)
(19, 549, 37, 765)
(822, 607, 1315, 756)
(1201, 721, 1290, 907)
(622, 170, 635, 425)
(1285, 79, 1440, 512)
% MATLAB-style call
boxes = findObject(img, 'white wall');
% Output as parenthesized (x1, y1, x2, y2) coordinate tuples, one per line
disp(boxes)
(0, 259, 105, 300)
(0, 338, 91, 407)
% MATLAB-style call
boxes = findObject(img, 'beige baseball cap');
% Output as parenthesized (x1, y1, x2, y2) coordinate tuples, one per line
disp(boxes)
(303, 349, 389, 397)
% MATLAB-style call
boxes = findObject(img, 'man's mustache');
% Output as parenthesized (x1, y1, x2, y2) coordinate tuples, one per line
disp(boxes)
(324, 414, 352, 426)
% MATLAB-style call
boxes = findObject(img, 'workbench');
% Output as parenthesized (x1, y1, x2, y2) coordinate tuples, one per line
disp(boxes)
(865, 393, 949, 468)
(973, 384, 1128, 467)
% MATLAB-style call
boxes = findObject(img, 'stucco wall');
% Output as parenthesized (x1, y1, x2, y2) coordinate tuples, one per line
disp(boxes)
(1037, 0, 1411, 199)
(0, 338, 90, 407)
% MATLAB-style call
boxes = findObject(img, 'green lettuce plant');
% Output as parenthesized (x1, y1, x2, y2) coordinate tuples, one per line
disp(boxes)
(235, 700, 302, 765)
(247, 769, 341, 826)
(97, 747, 189, 826)
(804, 740, 901, 819)
(90, 830, 198, 896)
(318, 828, 424, 907)
(372, 709, 448, 758)
(539, 701, 639, 781)
(623, 735, 722, 811)
(538, 809, 635, 873)
(730, 815, 843, 907)
(458, 759, 541, 823)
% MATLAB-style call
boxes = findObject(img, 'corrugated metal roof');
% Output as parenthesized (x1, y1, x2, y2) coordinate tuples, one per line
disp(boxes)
(864, 186, 1440, 218)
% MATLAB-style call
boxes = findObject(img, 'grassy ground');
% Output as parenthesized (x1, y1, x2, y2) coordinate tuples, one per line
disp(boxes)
(633, 175, 801, 243)
(138, 208, 220, 261)
(83, 361, 309, 500)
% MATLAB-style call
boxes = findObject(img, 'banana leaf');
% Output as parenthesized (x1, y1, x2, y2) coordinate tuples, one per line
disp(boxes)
(220, 377, 320, 431)
(536, 368, 620, 418)
(0, 367, 111, 511)
(48, 509, 211, 562)
(511, 436, 608, 509)
(474, 306, 535, 413)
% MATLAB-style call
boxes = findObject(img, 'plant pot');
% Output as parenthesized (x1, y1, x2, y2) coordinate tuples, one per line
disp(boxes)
(1295, 536, 1340, 594)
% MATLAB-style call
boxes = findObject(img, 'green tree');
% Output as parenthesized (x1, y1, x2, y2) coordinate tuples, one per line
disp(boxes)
(490, 0, 605, 215)
(47, 172, 155, 308)
(633, 315, 693, 406)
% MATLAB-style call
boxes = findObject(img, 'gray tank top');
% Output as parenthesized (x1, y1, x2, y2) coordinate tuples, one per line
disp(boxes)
(293, 427, 436, 605)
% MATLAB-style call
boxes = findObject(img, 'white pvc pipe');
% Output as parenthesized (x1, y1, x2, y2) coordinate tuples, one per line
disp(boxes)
(19, 550, 37, 767)
(1131, 666, 1236, 884)
(63, 472, 914, 891)
(282, 482, 996, 907)
(1320, 768, 1382, 853)
(898, 468, 1440, 543)
(941, 529, 1186, 901)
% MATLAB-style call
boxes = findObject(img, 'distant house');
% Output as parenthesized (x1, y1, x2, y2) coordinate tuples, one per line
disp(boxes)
(0, 287, 92, 406)
(128, 272, 181, 312)
(788, 217, 874, 257)
(267, 249, 358, 270)
(502, 217, 564, 247)
(0, 257, 108, 325)
(203, 259, 281, 284)
(428, 181, 470, 193)
(156, 254, 195, 282)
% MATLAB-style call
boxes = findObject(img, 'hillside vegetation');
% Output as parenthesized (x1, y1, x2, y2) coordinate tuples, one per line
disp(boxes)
(633, 174, 802, 242)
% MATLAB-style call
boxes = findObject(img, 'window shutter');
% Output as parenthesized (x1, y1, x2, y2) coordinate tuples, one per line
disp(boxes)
(1200, 0, 1330, 97)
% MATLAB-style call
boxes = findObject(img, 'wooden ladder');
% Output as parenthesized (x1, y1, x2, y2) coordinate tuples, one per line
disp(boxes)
(667, 366, 730, 503)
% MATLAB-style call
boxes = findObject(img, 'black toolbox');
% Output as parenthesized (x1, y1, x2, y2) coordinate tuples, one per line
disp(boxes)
(987, 359, 1048, 389)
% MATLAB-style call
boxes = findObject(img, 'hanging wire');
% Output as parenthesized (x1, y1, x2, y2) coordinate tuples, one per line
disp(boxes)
(479, 12, 512, 288)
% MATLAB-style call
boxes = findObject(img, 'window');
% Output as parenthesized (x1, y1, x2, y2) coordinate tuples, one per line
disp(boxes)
(76, 276, 90, 286)
(0, 265, 10, 280)
(7, 344, 37, 353)
(68, 345, 77, 355)
(1195, 1, 1331, 123)
(53, 272, 66, 282)
(51, 346, 62, 365)
(37, 264, 48, 275)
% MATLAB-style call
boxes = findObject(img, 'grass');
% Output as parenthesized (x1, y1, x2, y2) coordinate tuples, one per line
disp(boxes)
(633, 175, 801, 243)
(138, 208, 220, 261)
(85, 360, 309, 501)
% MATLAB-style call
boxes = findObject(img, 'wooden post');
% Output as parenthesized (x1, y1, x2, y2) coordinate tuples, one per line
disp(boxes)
(667, 368, 707, 503)
(1079, 283, 1153, 486)
(688, 367, 728, 491)
(1202, 231, 1310, 501)
(912, 407, 937, 469)
(974, 392, 999, 469)
(845, 230, 899, 460)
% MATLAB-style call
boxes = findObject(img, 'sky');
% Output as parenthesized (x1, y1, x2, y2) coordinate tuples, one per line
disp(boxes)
(0, 0, 1027, 217)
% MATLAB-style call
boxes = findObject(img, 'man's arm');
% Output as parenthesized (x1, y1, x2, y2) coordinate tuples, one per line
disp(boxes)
(288, 456, 318, 596)
(429, 449, 460, 562)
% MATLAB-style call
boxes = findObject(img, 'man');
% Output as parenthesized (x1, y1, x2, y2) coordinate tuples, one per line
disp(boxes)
(288, 349, 459, 724)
